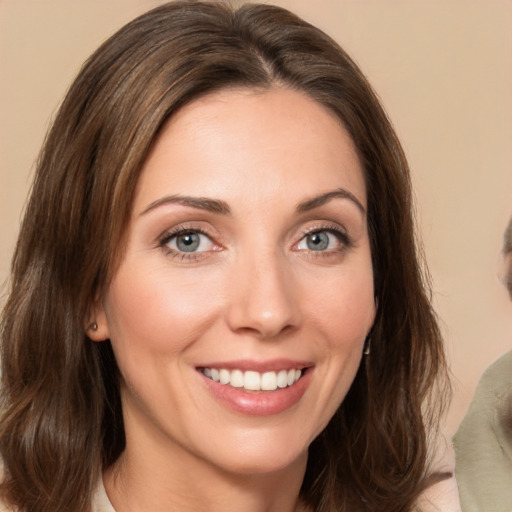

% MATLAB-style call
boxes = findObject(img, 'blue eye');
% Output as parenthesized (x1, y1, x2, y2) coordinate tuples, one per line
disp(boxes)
(297, 229, 344, 252)
(164, 230, 215, 253)
(306, 232, 329, 251)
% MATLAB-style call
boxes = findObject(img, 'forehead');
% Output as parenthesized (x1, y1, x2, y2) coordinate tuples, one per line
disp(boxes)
(134, 87, 366, 214)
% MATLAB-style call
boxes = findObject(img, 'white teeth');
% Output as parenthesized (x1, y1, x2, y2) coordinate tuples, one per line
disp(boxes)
(219, 369, 230, 385)
(201, 367, 304, 391)
(261, 371, 277, 391)
(277, 370, 288, 388)
(230, 369, 244, 388)
(244, 371, 261, 390)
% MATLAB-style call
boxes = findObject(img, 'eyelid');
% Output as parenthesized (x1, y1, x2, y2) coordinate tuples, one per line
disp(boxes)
(166, 231, 214, 252)
(294, 223, 353, 251)
(157, 224, 222, 259)
(159, 226, 210, 245)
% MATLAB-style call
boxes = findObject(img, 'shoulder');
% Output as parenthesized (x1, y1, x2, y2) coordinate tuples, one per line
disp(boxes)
(0, 467, 16, 512)
(0, 462, 13, 511)
(0, 466, 114, 512)
(415, 435, 461, 512)
(476, 349, 512, 397)
(415, 476, 461, 512)
(453, 350, 512, 511)
(0, 490, 17, 512)
(455, 350, 512, 437)
(455, 350, 512, 439)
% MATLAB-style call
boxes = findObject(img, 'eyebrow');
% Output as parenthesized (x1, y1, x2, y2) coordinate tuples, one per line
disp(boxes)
(140, 195, 231, 216)
(297, 188, 366, 215)
(140, 187, 365, 217)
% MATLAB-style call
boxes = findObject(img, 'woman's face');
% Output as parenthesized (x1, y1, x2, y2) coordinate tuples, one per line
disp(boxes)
(93, 87, 376, 476)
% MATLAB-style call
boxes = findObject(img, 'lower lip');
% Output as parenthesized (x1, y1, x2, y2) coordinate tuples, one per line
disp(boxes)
(200, 370, 312, 416)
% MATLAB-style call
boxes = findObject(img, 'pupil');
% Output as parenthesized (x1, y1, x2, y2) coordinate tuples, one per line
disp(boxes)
(177, 233, 200, 252)
(307, 232, 329, 251)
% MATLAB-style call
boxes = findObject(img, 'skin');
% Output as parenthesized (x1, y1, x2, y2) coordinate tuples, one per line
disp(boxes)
(91, 87, 376, 512)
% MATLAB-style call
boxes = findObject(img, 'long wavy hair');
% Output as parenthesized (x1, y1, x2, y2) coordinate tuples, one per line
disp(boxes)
(0, 2, 450, 511)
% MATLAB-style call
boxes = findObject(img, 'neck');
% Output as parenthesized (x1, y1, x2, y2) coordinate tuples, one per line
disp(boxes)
(103, 433, 309, 512)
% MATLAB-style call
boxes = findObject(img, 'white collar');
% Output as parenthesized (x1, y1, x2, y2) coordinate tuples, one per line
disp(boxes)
(92, 477, 116, 512)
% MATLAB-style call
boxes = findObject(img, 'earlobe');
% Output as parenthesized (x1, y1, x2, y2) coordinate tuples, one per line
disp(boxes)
(85, 300, 110, 342)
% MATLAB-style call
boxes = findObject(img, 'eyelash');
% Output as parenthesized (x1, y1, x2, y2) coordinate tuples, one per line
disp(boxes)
(157, 222, 353, 261)
(297, 224, 353, 253)
(158, 225, 217, 261)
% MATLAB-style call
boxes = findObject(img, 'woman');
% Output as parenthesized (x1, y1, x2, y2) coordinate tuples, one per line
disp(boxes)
(0, 2, 453, 511)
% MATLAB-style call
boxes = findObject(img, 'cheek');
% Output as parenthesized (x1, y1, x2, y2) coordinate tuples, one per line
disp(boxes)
(305, 262, 375, 418)
(310, 264, 375, 347)
(103, 262, 224, 360)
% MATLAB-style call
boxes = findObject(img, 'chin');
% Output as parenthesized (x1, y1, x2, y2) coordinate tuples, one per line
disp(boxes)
(218, 450, 308, 478)
(197, 427, 311, 477)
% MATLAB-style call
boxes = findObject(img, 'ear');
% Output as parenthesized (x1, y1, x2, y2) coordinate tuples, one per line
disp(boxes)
(85, 298, 110, 342)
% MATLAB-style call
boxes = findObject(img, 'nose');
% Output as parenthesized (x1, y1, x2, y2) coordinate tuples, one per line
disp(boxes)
(225, 250, 301, 339)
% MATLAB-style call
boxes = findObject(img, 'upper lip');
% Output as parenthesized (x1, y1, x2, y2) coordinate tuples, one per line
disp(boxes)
(196, 358, 313, 373)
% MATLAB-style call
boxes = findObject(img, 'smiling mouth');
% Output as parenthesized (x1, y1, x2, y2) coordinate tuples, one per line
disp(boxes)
(200, 367, 303, 392)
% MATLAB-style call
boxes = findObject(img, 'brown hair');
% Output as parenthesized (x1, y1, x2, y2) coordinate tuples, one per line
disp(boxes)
(0, 2, 450, 511)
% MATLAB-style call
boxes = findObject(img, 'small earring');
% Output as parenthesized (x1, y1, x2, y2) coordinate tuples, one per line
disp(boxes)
(363, 336, 371, 356)
(89, 322, 98, 332)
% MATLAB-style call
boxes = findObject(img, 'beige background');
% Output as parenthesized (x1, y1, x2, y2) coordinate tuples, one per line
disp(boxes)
(1, 0, 511, 436)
